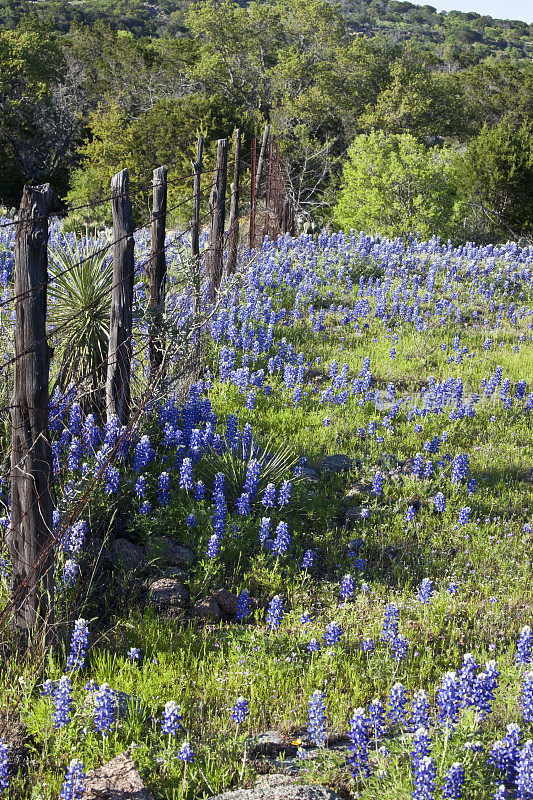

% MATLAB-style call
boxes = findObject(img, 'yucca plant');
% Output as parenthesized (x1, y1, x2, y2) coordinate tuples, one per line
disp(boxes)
(197, 436, 301, 506)
(48, 234, 112, 406)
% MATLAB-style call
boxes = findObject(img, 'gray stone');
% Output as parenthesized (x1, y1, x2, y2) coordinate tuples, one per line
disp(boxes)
(149, 578, 190, 609)
(111, 539, 145, 571)
(146, 536, 196, 568)
(83, 750, 153, 800)
(254, 775, 298, 789)
(212, 588, 238, 615)
(345, 481, 371, 499)
(161, 566, 188, 580)
(206, 785, 343, 800)
(299, 467, 319, 483)
(346, 537, 364, 553)
(194, 596, 221, 620)
(318, 454, 353, 474)
(249, 731, 298, 759)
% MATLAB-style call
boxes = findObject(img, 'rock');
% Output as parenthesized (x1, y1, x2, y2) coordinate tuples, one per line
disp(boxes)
(161, 566, 188, 580)
(212, 588, 238, 615)
(82, 690, 144, 722)
(206, 784, 344, 800)
(345, 481, 371, 499)
(111, 538, 145, 571)
(83, 750, 154, 800)
(146, 536, 196, 569)
(194, 596, 221, 620)
(149, 578, 190, 609)
(249, 731, 298, 759)
(299, 467, 319, 483)
(346, 537, 364, 554)
(254, 775, 297, 789)
(318, 455, 353, 475)
(0, 710, 30, 775)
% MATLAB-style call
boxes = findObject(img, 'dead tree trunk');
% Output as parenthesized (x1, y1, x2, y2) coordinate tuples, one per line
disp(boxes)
(147, 165, 168, 379)
(226, 129, 241, 276)
(7, 184, 54, 635)
(106, 169, 135, 425)
(205, 138, 227, 302)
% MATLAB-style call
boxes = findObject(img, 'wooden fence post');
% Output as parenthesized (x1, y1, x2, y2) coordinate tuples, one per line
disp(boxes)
(255, 124, 270, 195)
(7, 184, 54, 635)
(263, 136, 273, 241)
(147, 165, 168, 379)
(206, 138, 228, 302)
(106, 169, 135, 425)
(191, 135, 204, 314)
(226, 129, 241, 276)
(249, 137, 257, 249)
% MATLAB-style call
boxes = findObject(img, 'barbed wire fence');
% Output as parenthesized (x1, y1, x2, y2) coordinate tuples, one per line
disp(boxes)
(0, 124, 294, 656)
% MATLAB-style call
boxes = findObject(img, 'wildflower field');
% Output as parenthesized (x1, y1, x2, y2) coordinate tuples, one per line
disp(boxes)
(1, 225, 533, 800)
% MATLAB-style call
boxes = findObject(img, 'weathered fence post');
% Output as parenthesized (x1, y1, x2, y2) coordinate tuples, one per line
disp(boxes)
(191, 135, 204, 276)
(106, 169, 135, 424)
(147, 165, 168, 379)
(263, 136, 273, 241)
(255, 124, 270, 195)
(249, 137, 257, 249)
(206, 138, 228, 302)
(7, 184, 54, 635)
(226, 129, 241, 276)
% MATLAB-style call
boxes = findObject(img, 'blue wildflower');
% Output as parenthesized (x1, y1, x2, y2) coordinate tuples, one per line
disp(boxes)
(308, 691, 326, 747)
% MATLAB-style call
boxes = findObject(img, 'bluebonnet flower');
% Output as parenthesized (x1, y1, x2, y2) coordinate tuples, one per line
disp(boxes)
(361, 638, 374, 653)
(406, 505, 417, 522)
(372, 472, 384, 496)
(412, 727, 431, 763)
(127, 647, 140, 662)
(259, 517, 271, 546)
(301, 611, 312, 626)
(41, 679, 55, 696)
(62, 520, 87, 555)
(517, 627, 532, 667)
(307, 638, 320, 653)
(302, 549, 314, 569)
(236, 492, 251, 516)
(0, 740, 8, 796)
(133, 435, 155, 471)
(140, 500, 151, 515)
(442, 763, 465, 799)
(467, 478, 477, 494)
(236, 589, 251, 621)
(134, 476, 147, 498)
(388, 682, 407, 726)
(437, 672, 460, 728)
(417, 578, 434, 604)
(521, 671, 533, 723)
(493, 786, 507, 800)
(66, 619, 89, 671)
(457, 507, 471, 526)
(231, 697, 249, 724)
(179, 458, 193, 491)
(516, 740, 533, 800)
(458, 653, 478, 708)
(410, 690, 430, 731)
(278, 480, 292, 508)
(206, 534, 221, 558)
(272, 522, 291, 556)
(262, 483, 276, 508)
(161, 701, 182, 735)
(348, 708, 369, 778)
(451, 454, 469, 484)
(59, 759, 85, 800)
(186, 513, 196, 527)
(53, 676, 72, 728)
(244, 459, 261, 498)
(412, 755, 436, 800)
(489, 724, 521, 784)
(266, 595, 283, 631)
(104, 467, 120, 495)
(213, 472, 225, 495)
(382, 603, 399, 643)
(246, 390, 255, 409)
(367, 698, 386, 739)
(63, 558, 79, 588)
(448, 582, 459, 595)
(177, 741, 194, 763)
(323, 621, 343, 646)
(158, 472, 170, 507)
(340, 574, 354, 602)
(93, 683, 116, 736)
(194, 480, 206, 501)
(308, 691, 326, 747)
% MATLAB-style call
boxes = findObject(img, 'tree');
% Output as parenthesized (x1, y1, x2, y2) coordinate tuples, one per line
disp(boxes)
(333, 130, 462, 240)
(458, 116, 533, 238)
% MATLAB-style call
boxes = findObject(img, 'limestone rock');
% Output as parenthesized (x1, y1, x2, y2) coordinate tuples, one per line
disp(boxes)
(249, 731, 298, 760)
(111, 539, 145, 571)
(213, 588, 238, 615)
(194, 596, 221, 620)
(83, 750, 153, 800)
(318, 455, 353, 475)
(149, 578, 190, 609)
(206, 784, 343, 800)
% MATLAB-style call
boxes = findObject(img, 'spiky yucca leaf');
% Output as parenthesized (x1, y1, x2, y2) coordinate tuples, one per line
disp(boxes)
(197, 436, 300, 505)
(48, 235, 112, 392)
